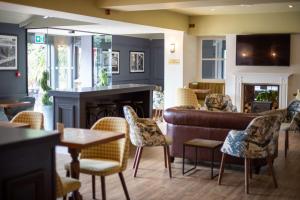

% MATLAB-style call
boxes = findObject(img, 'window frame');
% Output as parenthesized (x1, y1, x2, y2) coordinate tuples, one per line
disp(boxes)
(200, 37, 226, 81)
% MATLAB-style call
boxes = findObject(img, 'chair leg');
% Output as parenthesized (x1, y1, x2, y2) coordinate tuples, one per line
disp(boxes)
(92, 175, 96, 199)
(100, 176, 106, 200)
(245, 158, 250, 194)
(285, 130, 289, 158)
(119, 172, 130, 200)
(249, 160, 252, 179)
(166, 145, 172, 178)
(218, 153, 226, 185)
(163, 146, 167, 168)
(267, 155, 278, 188)
(132, 147, 140, 169)
(66, 169, 70, 177)
(133, 147, 143, 177)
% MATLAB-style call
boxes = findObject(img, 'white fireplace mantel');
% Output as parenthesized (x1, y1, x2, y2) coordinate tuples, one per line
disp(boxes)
(234, 72, 293, 112)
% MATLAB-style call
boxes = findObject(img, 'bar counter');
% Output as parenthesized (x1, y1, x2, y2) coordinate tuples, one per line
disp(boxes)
(49, 84, 155, 128)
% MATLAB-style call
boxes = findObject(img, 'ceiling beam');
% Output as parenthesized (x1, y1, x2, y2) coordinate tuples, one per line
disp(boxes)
(97, 0, 300, 11)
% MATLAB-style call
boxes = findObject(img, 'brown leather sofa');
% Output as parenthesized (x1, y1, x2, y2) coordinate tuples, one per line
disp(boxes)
(163, 107, 261, 167)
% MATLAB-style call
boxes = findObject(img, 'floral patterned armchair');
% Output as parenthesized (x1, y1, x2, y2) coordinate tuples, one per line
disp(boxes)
(260, 99, 300, 157)
(123, 105, 172, 178)
(204, 94, 237, 112)
(218, 115, 281, 194)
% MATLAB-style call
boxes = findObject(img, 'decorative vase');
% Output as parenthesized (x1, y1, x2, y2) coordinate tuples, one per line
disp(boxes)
(42, 105, 53, 131)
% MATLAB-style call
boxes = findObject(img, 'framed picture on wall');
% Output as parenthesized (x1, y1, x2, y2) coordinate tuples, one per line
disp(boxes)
(130, 51, 144, 73)
(0, 35, 17, 70)
(112, 51, 120, 74)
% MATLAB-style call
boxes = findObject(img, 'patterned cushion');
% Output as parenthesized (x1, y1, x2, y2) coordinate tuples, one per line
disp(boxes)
(204, 94, 237, 112)
(221, 115, 281, 159)
(221, 130, 248, 157)
(153, 90, 164, 110)
(123, 106, 168, 147)
(78, 159, 120, 176)
(287, 100, 300, 122)
(10, 111, 44, 129)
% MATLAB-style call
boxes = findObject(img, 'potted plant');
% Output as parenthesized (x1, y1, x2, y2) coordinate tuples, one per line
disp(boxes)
(40, 71, 53, 130)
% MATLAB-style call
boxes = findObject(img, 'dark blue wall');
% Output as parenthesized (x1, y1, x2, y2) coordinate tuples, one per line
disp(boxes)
(150, 39, 164, 87)
(0, 23, 27, 99)
(112, 35, 164, 87)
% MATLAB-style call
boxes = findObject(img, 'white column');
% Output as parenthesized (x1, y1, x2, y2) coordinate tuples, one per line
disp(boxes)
(164, 31, 184, 109)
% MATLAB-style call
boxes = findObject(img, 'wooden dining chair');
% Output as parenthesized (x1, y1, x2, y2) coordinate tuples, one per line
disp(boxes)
(66, 117, 130, 200)
(13, 111, 81, 199)
(10, 111, 44, 129)
(56, 172, 81, 200)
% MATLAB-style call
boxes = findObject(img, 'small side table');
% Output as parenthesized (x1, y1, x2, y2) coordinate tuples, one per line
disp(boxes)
(183, 138, 223, 179)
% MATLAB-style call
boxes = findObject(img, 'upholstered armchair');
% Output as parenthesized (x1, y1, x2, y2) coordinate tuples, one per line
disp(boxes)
(123, 105, 172, 178)
(10, 111, 44, 129)
(66, 117, 130, 200)
(218, 115, 281, 194)
(204, 94, 237, 112)
(176, 88, 200, 109)
(260, 99, 300, 157)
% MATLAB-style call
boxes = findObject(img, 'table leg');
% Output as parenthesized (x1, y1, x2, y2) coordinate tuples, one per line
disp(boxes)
(68, 148, 82, 200)
(211, 149, 214, 179)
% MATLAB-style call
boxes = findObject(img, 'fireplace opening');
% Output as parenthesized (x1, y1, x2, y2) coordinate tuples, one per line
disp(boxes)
(243, 84, 279, 113)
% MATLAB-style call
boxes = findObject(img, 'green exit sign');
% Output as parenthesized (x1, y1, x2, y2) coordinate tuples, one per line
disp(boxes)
(35, 34, 45, 44)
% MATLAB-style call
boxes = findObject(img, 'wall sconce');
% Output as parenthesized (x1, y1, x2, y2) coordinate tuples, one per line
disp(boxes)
(170, 43, 175, 53)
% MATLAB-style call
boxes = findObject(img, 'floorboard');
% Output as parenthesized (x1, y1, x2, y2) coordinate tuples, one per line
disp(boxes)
(56, 128, 300, 200)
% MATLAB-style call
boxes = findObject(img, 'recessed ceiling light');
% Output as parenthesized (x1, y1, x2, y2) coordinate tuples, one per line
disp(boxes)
(288, 5, 294, 8)
(210, 8, 216, 11)
(43, 16, 49, 19)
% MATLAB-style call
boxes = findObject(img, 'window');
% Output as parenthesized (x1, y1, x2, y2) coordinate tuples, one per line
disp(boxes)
(201, 39, 226, 80)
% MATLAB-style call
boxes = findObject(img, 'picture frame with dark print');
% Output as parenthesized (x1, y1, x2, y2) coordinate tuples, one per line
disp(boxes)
(130, 51, 144, 73)
(0, 35, 17, 70)
(111, 51, 120, 74)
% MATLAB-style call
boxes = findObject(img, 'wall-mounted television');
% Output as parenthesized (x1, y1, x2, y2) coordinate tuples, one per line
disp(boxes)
(236, 34, 290, 66)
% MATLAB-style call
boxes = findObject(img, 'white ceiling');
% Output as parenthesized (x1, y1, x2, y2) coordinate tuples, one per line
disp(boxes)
(0, 2, 167, 37)
(0, 9, 33, 24)
(171, 2, 300, 15)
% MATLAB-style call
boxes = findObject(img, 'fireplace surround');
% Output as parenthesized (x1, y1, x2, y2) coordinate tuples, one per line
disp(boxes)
(233, 72, 292, 112)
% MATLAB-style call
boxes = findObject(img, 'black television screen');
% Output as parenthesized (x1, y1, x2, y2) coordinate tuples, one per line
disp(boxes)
(236, 34, 290, 66)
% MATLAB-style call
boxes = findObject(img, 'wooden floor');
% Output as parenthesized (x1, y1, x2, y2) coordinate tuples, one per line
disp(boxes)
(56, 130, 300, 200)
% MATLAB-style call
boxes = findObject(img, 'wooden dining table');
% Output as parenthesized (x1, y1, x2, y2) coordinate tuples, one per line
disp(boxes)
(0, 101, 31, 109)
(0, 121, 30, 128)
(59, 128, 125, 200)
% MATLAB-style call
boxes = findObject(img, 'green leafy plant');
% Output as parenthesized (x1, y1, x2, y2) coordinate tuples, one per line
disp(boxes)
(98, 68, 108, 86)
(256, 90, 278, 102)
(40, 71, 52, 105)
